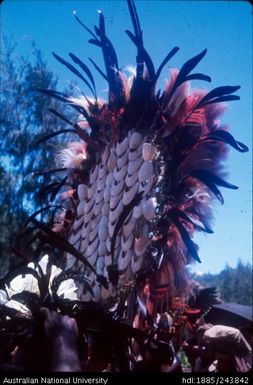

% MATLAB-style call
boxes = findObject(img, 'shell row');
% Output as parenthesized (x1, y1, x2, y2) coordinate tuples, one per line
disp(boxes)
(66, 132, 158, 302)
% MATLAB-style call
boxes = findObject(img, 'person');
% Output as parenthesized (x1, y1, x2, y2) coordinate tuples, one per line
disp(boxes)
(196, 324, 252, 372)
(40, 307, 82, 371)
(10, 308, 82, 372)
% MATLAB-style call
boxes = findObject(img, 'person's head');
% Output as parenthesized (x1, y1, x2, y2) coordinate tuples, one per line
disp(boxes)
(196, 323, 213, 342)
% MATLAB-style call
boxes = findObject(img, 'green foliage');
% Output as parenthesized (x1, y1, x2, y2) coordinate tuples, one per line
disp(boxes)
(0, 37, 77, 277)
(194, 260, 252, 305)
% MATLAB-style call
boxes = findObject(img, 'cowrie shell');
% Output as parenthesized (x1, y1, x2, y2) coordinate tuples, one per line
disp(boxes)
(89, 165, 98, 184)
(108, 219, 116, 238)
(82, 221, 92, 240)
(141, 223, 150, 238)
(98, 164, 107, 180)
(97, 177, 106, 191)
(91, 214, 100, 229)
(109, 200, 123, 223)
(139, 176, 154, 195)
(142, 143, 156, 161)
(95, 189, 104, 205)
(129, 145, 143, 161)
(107, 149, 116, 172)
(110, 193, 121, 210)
(89, 225, 98, 244)
(98, 241, 107, 256)
(102, 202, 110, 216)
(129, 132, 143, 149)
(106, 236, 112, 251)
(125, 172, 139, 188)
(117, 151, 128, 169)
(123, 214, 136, 237)
(69, 231, 80, 246)
(77, 201, 85, 217)
(104, 254, 112, 267)
(134, 236, 149, 257)
(73, 239, 81, 251)
(98, 224, 108, 242)
(127, 158, 143, 175)
(131, 254, 143, 273)
(92, 285, 101, 301)
(123, 182, 139, 206)
(94, 201, 103, 217)
(87, 182, 96, 200)
(73, 215, 84, 231)
(113, 163, 128, 182)
(96, 257, 104, 275)
(100, 215, 108, 228)
(84, 208, 94, 223)
(87, 237, 99, 258)
(77, 184, 87, 201)
(84, 198, 95, 214)
(116, 136, 129, 156)
(65, 253, 76, 270)
(139, 161, 154, 183)
(133, 205, 142, 219)
(87, 247, 98, 266)
(143, 197, 157, 221)
(118, 250, 132, 271)
(80, 236, 89, 253)
(103, 186, 111, 202)
(106, 172, 114, 187)
(110, 179, 125, 197)
(121, 233, 134, 252)
(101, 145, 109, 165)
(86, 270, 96, 283)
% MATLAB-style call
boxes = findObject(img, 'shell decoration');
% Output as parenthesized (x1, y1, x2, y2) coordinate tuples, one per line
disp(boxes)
(4, 0, 248, 326)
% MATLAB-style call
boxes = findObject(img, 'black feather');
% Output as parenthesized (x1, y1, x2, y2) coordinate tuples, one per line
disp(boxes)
(111, 192, 144, 265)
(198, 95, 240, 107)
(155, 47, 180, 82)
(189, 169, 238, 190)
(38, 89, 91, 120)
(170, 208, 213, 234)
(177, 49, 207, 82)
(89, 58, 108, 80)
(207, 130, 249, 153)
(195, 85, 240, 108)
(24, 205, 62, 228)
(186, 73, 211, 82)
(99, 11, 105, 35)
(33, 168, 67, 176)
(69, 53, 96, 96)
(125, 30, 138, 46)
(48, 108, 75, 127)
(36, 129, 76, 145)
(48, 109, 91, 143)
(186, 173, 224, 204)
(127, 0, 143, 43)
(88, 38, 103, 48)
(168, 49, 208, 99)
(74, 14, 97, 39)
(169, 212, 201, 263)
(142, 49, 155, 81)
(36, 182, 62, 201)
(31, 219, 107, 288)
(52, 52, 95, 96)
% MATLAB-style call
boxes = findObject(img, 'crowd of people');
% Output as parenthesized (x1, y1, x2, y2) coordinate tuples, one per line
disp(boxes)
(2, 307, 251, 373)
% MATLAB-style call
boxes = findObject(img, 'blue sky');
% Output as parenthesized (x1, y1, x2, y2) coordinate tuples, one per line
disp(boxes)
(1, 0, 252, 274)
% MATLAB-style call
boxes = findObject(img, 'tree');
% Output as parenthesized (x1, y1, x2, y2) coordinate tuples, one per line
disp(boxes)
(0, 38, 77, 277)
(194, 260, 252, 305)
